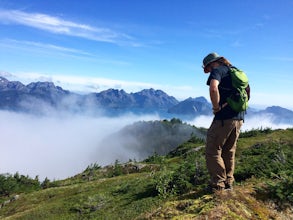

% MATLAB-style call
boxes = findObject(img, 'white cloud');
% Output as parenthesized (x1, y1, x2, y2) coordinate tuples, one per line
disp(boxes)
(188, 114, 292, 131)
(0, 39, 92, 57)
(0, 38, 132, 66)
(0, 9, 137, 46)
(241, 114, 292, 131)
(0, 110, 159, 180)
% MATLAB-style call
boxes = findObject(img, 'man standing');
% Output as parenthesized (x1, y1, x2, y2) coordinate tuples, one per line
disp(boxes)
(202, 52, 247, 191)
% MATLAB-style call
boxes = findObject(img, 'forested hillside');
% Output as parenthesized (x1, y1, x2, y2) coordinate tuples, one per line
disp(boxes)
(98, 118, 206, 161)
(0, 126, 292, 219)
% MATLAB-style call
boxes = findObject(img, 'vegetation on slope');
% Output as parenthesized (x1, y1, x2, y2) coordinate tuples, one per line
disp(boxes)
(0, 123, 292, 219)
(98, 118, 206, 160)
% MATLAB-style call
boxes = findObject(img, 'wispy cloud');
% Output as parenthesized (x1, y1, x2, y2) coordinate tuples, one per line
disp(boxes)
(0, 38, 131, 65)
(0, 38, 92, 56)
(0, 9, 139, 46)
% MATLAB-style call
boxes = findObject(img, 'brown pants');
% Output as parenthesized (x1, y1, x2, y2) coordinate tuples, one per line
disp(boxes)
(206, 119, 243, 188)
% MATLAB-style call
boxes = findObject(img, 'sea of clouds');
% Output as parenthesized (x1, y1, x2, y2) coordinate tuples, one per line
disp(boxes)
(0, 110, 291, 181)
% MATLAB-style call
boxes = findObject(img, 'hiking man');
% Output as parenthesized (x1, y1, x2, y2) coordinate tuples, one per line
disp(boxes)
(202, 52, 249, 191)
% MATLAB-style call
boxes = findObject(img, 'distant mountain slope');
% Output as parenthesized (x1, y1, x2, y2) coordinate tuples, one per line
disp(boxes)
(132, 88, 178, 109)
(97, 119, 206, 161)
(168, 97, 212, 116)
(0, 77, 71, 111)
(0, 77, 178, 114)
(257, 106, 293, 124)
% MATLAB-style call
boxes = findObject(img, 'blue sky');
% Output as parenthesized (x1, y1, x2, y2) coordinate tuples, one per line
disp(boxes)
(0, 0, 292, 110)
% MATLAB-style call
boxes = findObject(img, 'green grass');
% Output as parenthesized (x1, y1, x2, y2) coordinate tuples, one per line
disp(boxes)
(237, 128, 293, 154)
(1, 173, 161, 219)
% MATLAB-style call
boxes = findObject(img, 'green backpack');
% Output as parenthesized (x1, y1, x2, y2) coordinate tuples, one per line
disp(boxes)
(226, 67, 249, 112)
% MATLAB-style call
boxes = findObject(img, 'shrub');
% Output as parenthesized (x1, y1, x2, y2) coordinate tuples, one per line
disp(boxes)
(235, 142, 292, 181)
(41, 177, 58, 189)
(108, 160, 123, 177)
(255, 172, 293, 209)
(239, 127, 273, 138)
(0, 174, 17, 197)
(154, 149, 208, 198)
(144, 152, 164, 164)
(155, 168, 177, 199)
(0, 173, 41, 197)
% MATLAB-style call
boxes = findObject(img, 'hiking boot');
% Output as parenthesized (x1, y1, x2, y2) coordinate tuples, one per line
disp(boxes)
(205, 185, 225, 194)
(225, 184, 233, 191)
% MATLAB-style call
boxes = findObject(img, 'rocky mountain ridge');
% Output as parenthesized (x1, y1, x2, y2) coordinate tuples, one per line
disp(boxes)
(0, 76, 292, 124)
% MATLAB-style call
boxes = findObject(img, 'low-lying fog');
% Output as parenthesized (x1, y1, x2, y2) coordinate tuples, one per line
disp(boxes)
(0, 110, 291, 181)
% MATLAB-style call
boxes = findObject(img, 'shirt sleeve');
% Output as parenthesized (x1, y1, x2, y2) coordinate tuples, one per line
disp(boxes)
(206, 68, 222, 85)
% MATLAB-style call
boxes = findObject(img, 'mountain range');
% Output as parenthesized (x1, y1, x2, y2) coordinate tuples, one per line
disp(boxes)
(0, 76, 292, 124)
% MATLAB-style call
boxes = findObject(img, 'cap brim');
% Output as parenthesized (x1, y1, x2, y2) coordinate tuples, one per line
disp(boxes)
(203, 56, 223, 72)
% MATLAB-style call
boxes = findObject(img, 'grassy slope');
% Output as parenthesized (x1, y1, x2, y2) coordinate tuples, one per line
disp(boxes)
(0, 129, 292, 219)
(0, 173, 160, 219)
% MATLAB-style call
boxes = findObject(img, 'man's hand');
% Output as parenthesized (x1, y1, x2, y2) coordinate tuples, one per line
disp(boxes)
(212, 103, 228, 115)
(212, 106, 221, 114)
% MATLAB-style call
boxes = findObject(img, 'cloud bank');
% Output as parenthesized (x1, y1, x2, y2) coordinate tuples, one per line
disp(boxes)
(0, 110, 159, 180)
(188, 115, 292, 131)
(0, 109, 291, 181)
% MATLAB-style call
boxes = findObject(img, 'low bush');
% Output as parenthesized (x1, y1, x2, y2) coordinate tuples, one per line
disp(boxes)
(155, 148, 208, 198)
(255, 172, 293, 209)
(235, 142, 292, 181)
(240, 127, 273, 138)
(0, 173, 41, 197)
